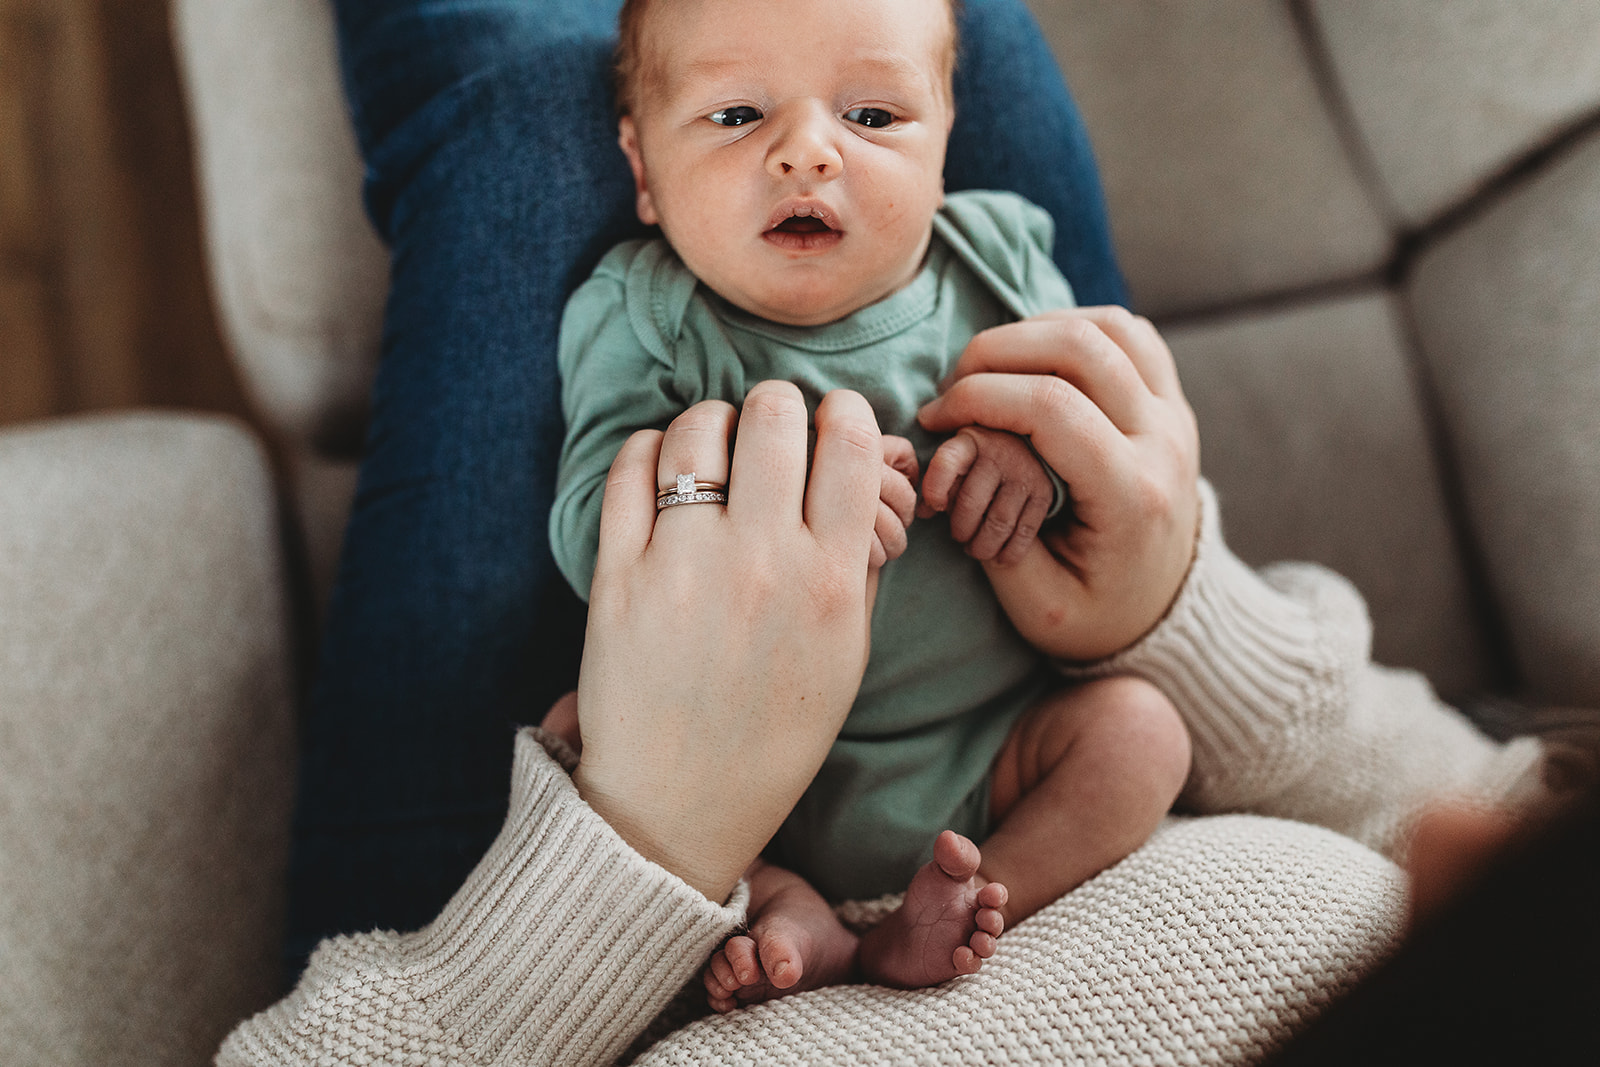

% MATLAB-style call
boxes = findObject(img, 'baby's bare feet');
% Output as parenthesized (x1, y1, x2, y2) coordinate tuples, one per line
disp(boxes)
(858, 830, 1008, 988)
(702, 887, 860, 1013)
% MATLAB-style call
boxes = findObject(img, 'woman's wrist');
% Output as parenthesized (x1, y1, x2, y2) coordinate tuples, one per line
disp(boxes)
(573, 761, 749, 903)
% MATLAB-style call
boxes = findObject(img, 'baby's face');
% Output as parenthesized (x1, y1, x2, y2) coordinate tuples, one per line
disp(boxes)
(619, 0, 954, 327)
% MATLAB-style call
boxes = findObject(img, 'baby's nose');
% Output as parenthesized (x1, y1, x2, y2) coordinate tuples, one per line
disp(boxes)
(767, 107, 844, 178)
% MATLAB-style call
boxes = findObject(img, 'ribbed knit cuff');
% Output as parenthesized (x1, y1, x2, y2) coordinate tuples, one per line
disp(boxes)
(398, 729, 748, 1065)
(1058, 482, 1347, 809)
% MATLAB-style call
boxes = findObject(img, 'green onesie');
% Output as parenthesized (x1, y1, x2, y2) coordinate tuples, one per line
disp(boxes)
(551, 190, 1076, 900)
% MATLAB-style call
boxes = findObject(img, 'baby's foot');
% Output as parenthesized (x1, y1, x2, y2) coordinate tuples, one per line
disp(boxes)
(858, 830, 1008, 989)
(702, 900, 860, 1012)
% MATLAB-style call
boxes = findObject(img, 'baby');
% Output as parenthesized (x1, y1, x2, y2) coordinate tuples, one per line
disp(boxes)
(548, 0, 1191, 1007)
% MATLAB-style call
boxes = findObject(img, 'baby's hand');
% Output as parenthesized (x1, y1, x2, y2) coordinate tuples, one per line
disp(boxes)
(919, 426, 1054, 565)
(874, 435, 920, 568)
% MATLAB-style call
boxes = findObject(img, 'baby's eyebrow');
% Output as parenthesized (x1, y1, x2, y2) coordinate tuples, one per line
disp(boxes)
(678, 56, 752, 84)
(672, 50, 934, 96)
(842, 51, 930, 88)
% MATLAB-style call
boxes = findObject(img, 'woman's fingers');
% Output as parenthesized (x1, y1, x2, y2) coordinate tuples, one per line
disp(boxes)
(578, 383, 887, 904)
(654, 398, 737, 506)
(941, 312, 1155, 431)
(596, 428, 665, 566)
(920, 371, 1137, 515)
(804, 389, 886, 561)
(726, 381, 811, 524)
(1064, 306, 1184, 401)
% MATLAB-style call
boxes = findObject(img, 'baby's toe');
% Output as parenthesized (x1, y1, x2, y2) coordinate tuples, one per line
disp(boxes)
(708, 951, 739, 991)
(952, 945, 982, 975)
(976, 906, 1004, 938)
(977, 880, 1008, 911)
(970, 930, 997, 958)
(724, 936, 761, 986)
(932, 830, 981, 880)
(756, 924, 804, 989)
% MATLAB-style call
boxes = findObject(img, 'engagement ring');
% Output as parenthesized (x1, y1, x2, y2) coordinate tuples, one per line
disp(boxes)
(656, 472, 728, 510)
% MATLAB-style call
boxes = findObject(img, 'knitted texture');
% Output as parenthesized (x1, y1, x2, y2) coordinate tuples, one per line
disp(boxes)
(1066, 484, 1543, 861)
(216, 733, 749, 1067)
(636, 816, 1403, 1066)
(217, 488, 1540, 1065)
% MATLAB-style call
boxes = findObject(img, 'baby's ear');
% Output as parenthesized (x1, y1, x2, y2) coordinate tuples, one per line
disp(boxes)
(618, 117, 660, 226)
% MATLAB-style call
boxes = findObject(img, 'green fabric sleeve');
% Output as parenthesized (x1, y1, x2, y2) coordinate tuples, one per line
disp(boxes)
(934, 190, 1075, 318)
(549, 261, 686, 602)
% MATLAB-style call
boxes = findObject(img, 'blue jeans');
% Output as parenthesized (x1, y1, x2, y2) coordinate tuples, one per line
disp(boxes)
(290, 0, 1127, 971)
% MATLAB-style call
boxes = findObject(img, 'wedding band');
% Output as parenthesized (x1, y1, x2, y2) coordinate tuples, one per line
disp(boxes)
(656, 472, 728, 510)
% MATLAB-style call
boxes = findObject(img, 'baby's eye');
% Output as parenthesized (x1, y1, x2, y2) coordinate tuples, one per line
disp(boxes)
(844, 107, 895, 128)
(708, 106, 762, 127)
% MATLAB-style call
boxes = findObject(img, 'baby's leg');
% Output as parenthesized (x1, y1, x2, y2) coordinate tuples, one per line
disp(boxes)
(984, 676, 1191, 924)
(702, 859, 860, 1013)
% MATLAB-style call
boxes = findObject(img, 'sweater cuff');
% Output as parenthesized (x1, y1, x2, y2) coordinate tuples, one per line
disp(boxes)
(1058, 481, 1345, 806)
(398, 729, 748, 1065)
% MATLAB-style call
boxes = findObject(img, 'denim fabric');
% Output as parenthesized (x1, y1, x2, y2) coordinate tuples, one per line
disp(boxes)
(290, 0, 1127, 973)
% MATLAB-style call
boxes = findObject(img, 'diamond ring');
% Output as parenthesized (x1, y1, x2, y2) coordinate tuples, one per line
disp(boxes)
(656, 472, 728, 510)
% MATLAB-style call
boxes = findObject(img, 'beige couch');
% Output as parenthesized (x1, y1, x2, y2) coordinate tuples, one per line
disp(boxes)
(2, 1, 1598, 1063)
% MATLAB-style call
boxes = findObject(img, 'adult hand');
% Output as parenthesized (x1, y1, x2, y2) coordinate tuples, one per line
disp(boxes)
(573, 381, 887, 903)
(918, 307, 1200, 662)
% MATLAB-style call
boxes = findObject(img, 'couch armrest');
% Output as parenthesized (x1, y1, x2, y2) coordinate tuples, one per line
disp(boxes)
(0, 413, 295, 1066)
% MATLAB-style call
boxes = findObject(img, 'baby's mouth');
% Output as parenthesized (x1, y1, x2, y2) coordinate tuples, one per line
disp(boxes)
(764, 203, 843, 251)
(772, 216, 833, 234)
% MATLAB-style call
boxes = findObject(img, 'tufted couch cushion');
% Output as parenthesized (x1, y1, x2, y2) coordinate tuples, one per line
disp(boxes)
(1408, 133, 1600, 705)
(1035, 1, 1391, 317)
(174, 0, 387, 455)
(1311, 0, 1600, 225)
(0, 415, 295, 1065)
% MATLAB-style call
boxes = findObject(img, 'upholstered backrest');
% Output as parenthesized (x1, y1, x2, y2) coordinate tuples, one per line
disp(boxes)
(172, 0, 1600, 707)
(1029, 0, 1600, 706)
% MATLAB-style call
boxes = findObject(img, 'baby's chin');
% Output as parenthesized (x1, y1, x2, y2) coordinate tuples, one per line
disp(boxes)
(717, 269, 922, 327)
(735, 295, 874, 328)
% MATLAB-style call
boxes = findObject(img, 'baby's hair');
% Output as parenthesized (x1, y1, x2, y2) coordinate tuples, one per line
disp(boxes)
(614, 0, 962, 117)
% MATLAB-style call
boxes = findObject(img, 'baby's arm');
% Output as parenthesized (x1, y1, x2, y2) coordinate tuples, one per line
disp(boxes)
(919, 426, 1057, 565)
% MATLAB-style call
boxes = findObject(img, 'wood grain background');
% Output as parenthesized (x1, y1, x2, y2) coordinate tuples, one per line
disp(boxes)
(0, 0, 251, 430)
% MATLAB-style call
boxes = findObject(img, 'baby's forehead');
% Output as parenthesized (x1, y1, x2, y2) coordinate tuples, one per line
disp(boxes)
(669, 48, 940, 93)
(626, 0, 956, 104)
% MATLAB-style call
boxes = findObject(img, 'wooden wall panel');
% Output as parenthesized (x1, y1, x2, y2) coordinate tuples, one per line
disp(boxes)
(1, 6, 60, 422)
(0, 0, 252, 432)
(0, 275, 55, 421)
(0, 11, 47, 257)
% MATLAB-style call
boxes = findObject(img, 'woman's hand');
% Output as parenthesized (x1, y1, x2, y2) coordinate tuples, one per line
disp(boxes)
(918, 307, 1200, 662)
(573, 382, 888, 903)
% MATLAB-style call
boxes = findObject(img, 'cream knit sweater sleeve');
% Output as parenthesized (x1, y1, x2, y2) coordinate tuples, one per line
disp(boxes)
(217, 485, 1539, 1066)
(1062, 482, 1544, 859)
(216, 731, 748, 1067)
